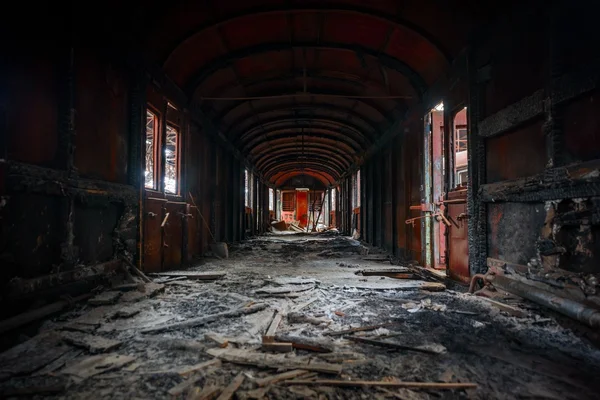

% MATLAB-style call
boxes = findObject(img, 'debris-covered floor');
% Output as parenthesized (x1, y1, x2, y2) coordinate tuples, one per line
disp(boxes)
(2, 233, 600, 399)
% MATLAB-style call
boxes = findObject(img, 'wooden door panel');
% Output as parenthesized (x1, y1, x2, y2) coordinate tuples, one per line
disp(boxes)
(143, 198, 165, 273)
(447, 189, 469, 283)
(163, 201, 185, 271)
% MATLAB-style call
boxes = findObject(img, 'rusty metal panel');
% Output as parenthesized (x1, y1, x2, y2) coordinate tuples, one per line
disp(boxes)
(163, 201, 185, 270)
(74, 49, 130, 183)
(143, 198, 164, 273)
(485, 120, 546, 184)
(447, 190, 469, 283)
(487, 202, 545, 266)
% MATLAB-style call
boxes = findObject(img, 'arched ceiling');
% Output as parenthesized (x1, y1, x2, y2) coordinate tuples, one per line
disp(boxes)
(138, 0, 502, 187)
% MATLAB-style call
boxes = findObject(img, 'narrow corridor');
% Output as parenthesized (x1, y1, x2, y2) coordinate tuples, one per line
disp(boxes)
(2, 233, 599, 399)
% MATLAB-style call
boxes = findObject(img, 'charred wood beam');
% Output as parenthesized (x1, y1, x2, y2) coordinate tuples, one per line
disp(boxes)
(480, 159, 600, 203)
(478, 90, 545, 138)
(478, 59, 600, 138)
(6, 162, 138, 205)
(467, 45, 488, 275)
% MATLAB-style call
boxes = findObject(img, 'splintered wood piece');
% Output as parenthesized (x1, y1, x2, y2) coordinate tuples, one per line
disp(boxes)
(188, 385, 222, 400)
(477, 297, 527, 317)
(324, 322, 397, 337)
(205, 333, 229, 348)
(216, 373, 245, 400)
(61, 354, 136, 379)
(169, 377, 202, 396)
(141, 303, 269, 334)
(88, 291, 122, 305)
(284, 380, 477, 389)
(261, 342, 293, 353)
(274, 335, 334, 353)
(255, 369, 310, 387)
(262, 311, 283, 343)
(149, 271, 226, 280)
(334, 311, 346, 317)
(345, 336, 443, 355)
(60, 332, 121, 353)
(179, 359, 222, 377)
(291, 297, 318, 312)
(32, 349, 83, 376)
(206, 348, 342, 375)
(121, 257, 152, 283)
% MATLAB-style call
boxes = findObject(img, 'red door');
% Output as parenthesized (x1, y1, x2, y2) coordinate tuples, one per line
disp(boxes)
(296, 191, 308, 227)
(447, 189, 469, 283)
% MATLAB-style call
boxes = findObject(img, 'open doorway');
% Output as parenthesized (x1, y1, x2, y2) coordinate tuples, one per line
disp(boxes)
(420, 103, 470, 281)
(446, 106, 469, 283)
(422, 102, 447, 271)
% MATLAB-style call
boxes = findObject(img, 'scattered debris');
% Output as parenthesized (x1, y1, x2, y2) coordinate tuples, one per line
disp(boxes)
(261, 342, 293, 353)
(477, 296, 528, 317)
(88, 291, 122, 305)
(324, 322, 397, 337)
(206, 333, 229, 348)
(346, 336, 446, 355)
(284, 379, 477, 390)
(287, 312, 331, 326)
(206, 348, 343, 374)
(274, 334, 335, 353)
(61, 332, 122, 353)
(262, 310, 283, 343)
(255, 369, 310, 387)
(61, 354, 136, 379)
(119, 282, 165, 302)
(216, 372, 245, 400)
(179, 359, 222, 377)
(401, 298, 447, 313)
(141, 303, 269, 334)
(256, 284, 315, 295)
(149, 271, 226, 280)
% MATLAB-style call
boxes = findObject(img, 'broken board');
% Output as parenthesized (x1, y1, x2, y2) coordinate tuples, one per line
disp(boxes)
(148, 271, 226, 280)
(206, 348, 342, 375)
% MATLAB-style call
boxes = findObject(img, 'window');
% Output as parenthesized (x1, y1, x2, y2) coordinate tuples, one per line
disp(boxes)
(269, 188, 274, 211)
(144, 110, 158, 189)
(164, 124, 179, 194)
(282, 192, 295, 212)
(453, 107, 468, 188)
(455, 127, 468, 152)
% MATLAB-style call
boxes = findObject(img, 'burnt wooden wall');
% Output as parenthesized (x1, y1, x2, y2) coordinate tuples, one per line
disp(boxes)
(358, 1, 600, 276)
(0, 18, 266, 313)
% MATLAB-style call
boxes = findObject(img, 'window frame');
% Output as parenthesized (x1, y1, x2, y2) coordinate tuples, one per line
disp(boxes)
(144, 107, 160, 191)
(164, 122, 181, 195)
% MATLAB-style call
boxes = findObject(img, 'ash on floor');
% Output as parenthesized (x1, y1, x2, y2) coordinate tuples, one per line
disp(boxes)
(2, 234, 600, 399)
